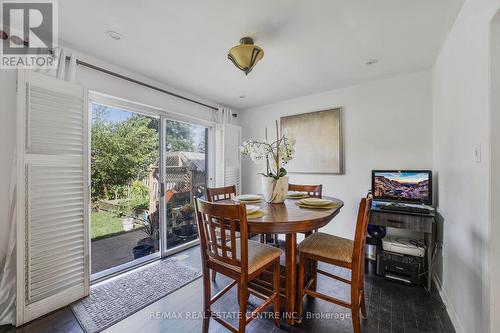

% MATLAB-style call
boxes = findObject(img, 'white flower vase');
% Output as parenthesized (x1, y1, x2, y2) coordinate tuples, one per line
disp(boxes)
(262, 175, 289, 204)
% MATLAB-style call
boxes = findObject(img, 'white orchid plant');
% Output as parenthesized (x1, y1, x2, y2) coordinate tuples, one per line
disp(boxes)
(239, 121, 295, 180)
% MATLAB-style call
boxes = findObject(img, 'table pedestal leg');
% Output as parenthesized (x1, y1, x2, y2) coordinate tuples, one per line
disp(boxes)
(285, 233, 297, 325)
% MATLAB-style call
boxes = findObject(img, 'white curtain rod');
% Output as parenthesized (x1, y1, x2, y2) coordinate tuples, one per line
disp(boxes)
(64, 56, 219, 111)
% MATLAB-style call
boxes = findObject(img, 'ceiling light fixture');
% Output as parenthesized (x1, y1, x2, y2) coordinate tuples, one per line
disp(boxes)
(107, 31, 122, 40)
(228, 37, 264, 75)
(10, 35, 24, 45)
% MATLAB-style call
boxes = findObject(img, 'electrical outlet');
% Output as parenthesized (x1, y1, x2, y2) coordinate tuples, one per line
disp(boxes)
(474, 144, 481, 163)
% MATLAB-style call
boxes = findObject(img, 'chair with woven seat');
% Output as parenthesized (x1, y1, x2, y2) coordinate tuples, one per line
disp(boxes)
(195, 198, 282, 333)
(207, 185, 238, 281)
(290, 183, 322, 236)
(288, 183, 322, 198)
(207, 185, 267, 281)
(289, 183, 322, 235)
(206, 185, 237, 202)
(296, 197, 372, 333)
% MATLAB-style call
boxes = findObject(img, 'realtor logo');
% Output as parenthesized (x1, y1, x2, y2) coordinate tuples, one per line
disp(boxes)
(1, 0, 58, 68)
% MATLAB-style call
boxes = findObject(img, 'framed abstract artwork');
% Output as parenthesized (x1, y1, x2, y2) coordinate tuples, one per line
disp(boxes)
(280, 107, 344, 174)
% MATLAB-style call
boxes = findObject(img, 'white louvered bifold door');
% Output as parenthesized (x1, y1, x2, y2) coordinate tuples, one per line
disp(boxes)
(16, 71, 89, 325)
(215, 124, 241, 194)
(215, 124, 225, 188)
(223, 124, 242, 195)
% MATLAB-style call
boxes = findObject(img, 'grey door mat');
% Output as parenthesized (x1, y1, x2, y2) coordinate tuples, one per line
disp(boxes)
(71, 259, 201, 333)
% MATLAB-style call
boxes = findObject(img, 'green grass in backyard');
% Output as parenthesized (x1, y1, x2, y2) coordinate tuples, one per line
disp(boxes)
(91, 211, 124, 240)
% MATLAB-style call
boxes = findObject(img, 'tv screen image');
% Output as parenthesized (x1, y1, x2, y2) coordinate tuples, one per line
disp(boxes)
(372, 171, 431, 204)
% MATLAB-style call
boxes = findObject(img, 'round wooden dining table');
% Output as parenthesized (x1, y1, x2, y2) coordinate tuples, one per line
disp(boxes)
(224, 196, 344, 325)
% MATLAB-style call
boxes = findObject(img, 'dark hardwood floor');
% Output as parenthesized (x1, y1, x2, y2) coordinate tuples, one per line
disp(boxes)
(0, 245, 454, 333)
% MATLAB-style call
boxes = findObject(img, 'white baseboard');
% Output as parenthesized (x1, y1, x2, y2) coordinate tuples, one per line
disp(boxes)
(433, 273, 466, 333)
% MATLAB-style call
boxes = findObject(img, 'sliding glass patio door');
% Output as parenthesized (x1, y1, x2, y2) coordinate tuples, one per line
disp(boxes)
(161, 118, 209, 253)
(89, 95, 213, 279)
(90, 103, 161, 279)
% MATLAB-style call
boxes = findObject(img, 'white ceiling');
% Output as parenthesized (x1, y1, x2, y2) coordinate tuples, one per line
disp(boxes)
(59, 0, 463, 109)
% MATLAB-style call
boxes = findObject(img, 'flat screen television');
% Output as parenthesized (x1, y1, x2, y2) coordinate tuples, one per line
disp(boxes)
(372, 170, 432, 205)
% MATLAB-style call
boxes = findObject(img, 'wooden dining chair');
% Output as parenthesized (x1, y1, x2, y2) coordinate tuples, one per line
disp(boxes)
(289, 184, 322, 237)
(207, 185, 268, 281)
(288, 183, 323, 198)
(296, 197, 372, 333)
(195, 198, 282, 333)
(206, 185, 237, 282)
(206, 185, 237, 202)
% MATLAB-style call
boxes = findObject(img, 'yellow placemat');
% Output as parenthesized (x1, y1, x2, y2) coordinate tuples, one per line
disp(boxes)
(295, 202, 341, 210)
(298, 198, 333, 206)
(286, 194, 309, 199)
(238, 199, 264, 204)
(247, 210, 265, 218)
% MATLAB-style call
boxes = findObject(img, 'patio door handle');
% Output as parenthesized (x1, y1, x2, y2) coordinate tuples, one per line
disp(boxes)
(160, 182, 165, 198)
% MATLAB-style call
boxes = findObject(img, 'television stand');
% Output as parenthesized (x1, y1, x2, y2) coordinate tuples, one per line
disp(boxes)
(379, 203, 431, 215)
(369, 205, 436, 291)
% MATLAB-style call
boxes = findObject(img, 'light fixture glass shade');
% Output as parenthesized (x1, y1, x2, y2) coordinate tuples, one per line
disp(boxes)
(228, 37, 264, 75)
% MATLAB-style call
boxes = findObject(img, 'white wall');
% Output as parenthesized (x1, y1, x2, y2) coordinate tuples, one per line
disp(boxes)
(432, 1, 500, 333)
(239, 71, 433, 240)
(490, 13, 500, 333)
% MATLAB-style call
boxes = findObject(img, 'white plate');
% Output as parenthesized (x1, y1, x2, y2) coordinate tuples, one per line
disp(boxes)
(236, 194, 262, 201)
(299, 198, 333, 206)
(245, 205, 260, 214)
